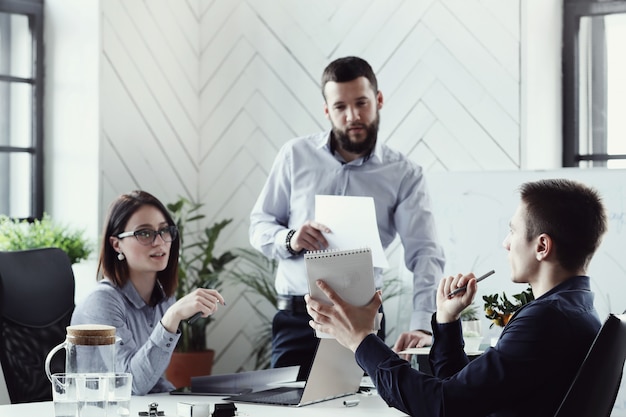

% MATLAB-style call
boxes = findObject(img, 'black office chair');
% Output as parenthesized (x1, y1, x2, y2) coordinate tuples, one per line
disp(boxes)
(0, 248, 75, 403)
(553, 313, 626, 417)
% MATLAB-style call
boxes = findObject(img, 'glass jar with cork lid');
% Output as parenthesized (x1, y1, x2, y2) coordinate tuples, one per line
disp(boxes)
(45, 324, 118, 379)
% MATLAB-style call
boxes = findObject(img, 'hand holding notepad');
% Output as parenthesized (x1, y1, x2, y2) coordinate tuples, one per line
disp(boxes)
(305, 247, 381, 338)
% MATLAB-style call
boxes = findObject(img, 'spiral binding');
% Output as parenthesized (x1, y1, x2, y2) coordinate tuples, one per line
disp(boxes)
(304, 247, 371, 259)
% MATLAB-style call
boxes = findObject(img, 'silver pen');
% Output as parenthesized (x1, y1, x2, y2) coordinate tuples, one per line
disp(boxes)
(447, 270, 495, 298)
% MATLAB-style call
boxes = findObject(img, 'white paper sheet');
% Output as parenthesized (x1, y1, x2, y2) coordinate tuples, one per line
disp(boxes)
(314, 195, 388, 268)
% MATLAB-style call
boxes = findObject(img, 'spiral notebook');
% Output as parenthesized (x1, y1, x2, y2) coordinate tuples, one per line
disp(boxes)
(305, 247, 378, 338)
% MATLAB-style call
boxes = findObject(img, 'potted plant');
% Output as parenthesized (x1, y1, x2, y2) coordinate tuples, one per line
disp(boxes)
(226, 248, 278, 370)
(460, 303, 483, 352)
(164, 198, 237, 387)
(483, 286, 534, 328)
(0, 214, 92, 264)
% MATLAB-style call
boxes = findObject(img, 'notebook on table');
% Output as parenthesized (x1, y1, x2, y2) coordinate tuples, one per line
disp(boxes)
(223, 338, 364, 407)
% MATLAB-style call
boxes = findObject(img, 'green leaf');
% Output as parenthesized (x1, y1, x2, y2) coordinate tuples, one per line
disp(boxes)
(167, 198, 237, 352)
(0, 214, 93, 264)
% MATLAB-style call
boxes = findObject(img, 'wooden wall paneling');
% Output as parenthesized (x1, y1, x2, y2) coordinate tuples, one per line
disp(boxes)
(377, 24, 437, 102)
(244, 93, 300, 153)
(423, 82, 518, 170)
(443, 0, 519, 76)
(110, 1, 198, 132)
(162, 0, 200, 57)
(379, 61, 438, 143)
(101, 0, 522, 373)
(102, 25, 197, 201)
(424, 2, 519, 119)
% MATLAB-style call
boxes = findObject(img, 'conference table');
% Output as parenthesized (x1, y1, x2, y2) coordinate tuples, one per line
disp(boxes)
(0, 389, 408, 417)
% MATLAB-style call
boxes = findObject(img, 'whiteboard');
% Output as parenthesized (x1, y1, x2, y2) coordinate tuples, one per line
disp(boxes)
(428, 168, 626, 319)
(427, 168, 626, 416)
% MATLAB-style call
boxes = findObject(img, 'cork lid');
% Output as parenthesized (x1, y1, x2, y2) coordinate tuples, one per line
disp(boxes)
(66, 324, 117, 345)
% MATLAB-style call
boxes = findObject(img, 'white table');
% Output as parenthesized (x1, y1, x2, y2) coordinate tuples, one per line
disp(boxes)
(0, 390, 408, 417)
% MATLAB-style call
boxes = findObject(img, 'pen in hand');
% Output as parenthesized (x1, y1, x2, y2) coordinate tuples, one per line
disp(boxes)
(187, 312, 202, 325)
(186, 298, 227, 325)
(447, 270, 495, 298)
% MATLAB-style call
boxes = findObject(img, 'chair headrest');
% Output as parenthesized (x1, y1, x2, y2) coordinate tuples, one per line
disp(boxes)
(0, 248, 75, 327)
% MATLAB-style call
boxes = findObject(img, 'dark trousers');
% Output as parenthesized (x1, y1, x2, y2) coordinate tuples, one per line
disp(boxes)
(271, 303, 386, 381)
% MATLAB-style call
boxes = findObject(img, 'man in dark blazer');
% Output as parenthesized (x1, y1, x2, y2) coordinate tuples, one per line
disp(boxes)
(306, 178, 608, 417)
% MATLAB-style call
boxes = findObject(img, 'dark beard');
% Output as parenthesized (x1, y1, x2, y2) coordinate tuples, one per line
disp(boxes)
(332, 113, 379, 156)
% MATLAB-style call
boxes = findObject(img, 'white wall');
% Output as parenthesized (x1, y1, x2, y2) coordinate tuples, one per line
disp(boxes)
(521, 0, 563, 169)
(44, 0, 100, 301)
(44, 0, 565, 373)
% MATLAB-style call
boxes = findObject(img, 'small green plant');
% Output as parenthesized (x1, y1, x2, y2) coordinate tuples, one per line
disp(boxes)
(483, 285, 534, 328)
(460, 303, 480, 321)
(226, 247, 278, 370)
(0, 214, 92, 264)
(166, 198, 237, 352)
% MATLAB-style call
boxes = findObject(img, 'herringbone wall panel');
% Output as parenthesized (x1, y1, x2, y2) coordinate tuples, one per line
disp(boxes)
(100, 0, 520, 373)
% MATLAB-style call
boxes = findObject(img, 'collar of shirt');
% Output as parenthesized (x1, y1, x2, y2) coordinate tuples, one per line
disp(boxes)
(537, 275, 592, 300)
(317, 130, 384, 166)
(119, 279, 167, 309)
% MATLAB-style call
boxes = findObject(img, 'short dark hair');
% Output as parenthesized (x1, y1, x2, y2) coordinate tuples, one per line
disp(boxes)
(98, 190, 179, 297)
(321, 56, 378, 99)
(519, 179, 607, 272)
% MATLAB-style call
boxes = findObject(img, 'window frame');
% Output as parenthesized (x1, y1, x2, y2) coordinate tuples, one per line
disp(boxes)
(563, 0, 626, 167)
(0, 0, 44, 219)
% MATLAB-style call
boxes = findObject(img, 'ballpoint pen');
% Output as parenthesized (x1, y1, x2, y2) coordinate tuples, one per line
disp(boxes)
(447, 270, 495, 298)
(187, 311, 202, 325)
(187, 298, 227, 325)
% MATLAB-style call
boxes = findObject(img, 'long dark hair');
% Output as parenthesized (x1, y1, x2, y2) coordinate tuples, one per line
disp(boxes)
(97, 190, 179, 297)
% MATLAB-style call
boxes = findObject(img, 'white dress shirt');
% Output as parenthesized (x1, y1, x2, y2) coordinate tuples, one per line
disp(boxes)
(249, 131, 445, 331)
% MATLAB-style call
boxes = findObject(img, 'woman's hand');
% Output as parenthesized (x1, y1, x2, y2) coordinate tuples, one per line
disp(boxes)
(160, 288, 225, 333)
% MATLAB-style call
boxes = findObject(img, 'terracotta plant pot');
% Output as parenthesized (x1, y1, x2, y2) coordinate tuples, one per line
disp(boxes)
(166, 350, 214, 389)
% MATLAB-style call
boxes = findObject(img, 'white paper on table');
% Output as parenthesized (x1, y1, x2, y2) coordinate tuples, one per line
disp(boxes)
(314, 195, 389, 268)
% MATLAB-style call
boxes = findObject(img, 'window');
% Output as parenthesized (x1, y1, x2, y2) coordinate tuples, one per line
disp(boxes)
(563, 0, 626, 168)
(0, 0, 43, 219)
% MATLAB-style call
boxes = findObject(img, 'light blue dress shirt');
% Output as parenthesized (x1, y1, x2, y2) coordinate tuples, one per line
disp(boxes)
(249, 131, 445, 331)
(71, 278, 179, 395)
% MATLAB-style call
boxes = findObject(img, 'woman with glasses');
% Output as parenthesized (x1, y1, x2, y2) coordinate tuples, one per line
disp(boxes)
(71, 190, 225, 395)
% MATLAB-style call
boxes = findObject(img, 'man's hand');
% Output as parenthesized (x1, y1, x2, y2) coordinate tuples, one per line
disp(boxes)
(305, 280, 382, 352)
(290, 221, 331, 252)
(436, 272, 478, 324)
(392, 330, 432, 352)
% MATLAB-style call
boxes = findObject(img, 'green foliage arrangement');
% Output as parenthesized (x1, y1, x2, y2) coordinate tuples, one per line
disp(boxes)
(226, 247, 278, 370)
(166, 198, 237, 352)
(0, 214, 92, 264)
(483, 285, 534, 328)
(460, 303, 480, 321)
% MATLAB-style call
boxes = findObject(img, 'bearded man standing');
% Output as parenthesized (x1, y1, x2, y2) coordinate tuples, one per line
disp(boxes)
(249, 56, 445, 380)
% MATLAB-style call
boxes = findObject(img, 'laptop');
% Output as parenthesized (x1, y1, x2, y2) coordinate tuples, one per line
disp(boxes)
(170, 366, 300, 396)
(223, 338, 364, 407)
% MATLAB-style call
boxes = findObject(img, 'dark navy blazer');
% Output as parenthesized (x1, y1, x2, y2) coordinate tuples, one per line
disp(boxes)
(355, 276, 601, 417)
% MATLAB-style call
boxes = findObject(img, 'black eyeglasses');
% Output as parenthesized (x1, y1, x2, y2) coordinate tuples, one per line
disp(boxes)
(117, 225, 178, 246)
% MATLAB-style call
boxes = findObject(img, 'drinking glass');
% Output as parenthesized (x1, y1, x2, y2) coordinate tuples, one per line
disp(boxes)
(51, 373, 78, 417)
(106, 373, 133, 417)
(76, 374, 109, 417)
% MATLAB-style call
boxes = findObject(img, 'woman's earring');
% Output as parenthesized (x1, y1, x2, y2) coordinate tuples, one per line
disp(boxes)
(117, 252, 125, 261)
